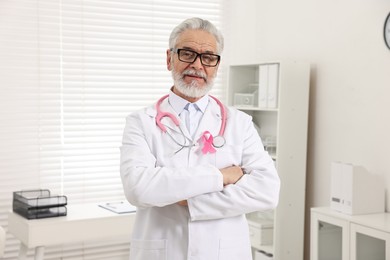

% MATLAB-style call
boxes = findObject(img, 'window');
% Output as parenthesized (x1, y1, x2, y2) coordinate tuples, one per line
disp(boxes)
(0, 0, 226, 258)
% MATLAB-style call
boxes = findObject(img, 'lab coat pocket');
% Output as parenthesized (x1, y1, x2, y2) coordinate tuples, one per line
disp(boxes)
(129, 239, 167, 260)
(218, 236, 252, 260)
(215, 144, 243, 168)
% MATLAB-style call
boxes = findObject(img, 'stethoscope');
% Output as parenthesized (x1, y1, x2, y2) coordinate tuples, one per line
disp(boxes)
(155, 94, 226, 153)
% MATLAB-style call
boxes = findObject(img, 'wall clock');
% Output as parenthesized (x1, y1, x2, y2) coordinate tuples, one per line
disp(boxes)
(385, 12, 390, 50)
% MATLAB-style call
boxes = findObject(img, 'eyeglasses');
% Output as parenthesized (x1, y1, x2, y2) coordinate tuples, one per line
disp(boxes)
(170, 48, 220, 67)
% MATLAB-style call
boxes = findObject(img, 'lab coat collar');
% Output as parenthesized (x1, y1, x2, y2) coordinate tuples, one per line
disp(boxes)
(145, 93, 191, 140)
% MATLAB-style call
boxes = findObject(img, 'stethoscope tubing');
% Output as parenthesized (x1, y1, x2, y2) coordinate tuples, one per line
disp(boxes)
(155, 94, 226, 149)
(209, 95, 226, 137)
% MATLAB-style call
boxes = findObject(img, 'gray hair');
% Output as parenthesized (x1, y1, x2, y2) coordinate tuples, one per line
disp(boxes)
(169, 17, 224, 54)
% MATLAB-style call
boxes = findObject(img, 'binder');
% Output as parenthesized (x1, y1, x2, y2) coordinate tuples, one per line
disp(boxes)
(267, 64, 279, 109)
(258, 65, 268, 108)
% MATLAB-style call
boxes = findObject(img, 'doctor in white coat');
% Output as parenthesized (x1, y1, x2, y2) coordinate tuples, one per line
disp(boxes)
(120, 17, 280, 260)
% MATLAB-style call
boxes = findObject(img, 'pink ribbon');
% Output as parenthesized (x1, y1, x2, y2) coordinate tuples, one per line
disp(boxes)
(201, 131, 216, 154)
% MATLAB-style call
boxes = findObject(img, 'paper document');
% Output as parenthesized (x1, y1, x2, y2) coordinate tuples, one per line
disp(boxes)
(99, 201, 137, 214)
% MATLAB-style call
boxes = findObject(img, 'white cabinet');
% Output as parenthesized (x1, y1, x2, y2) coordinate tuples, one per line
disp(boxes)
(227, 61, 310, 260)
(311, 207, 390, 260)
(311, 208, 350, 260)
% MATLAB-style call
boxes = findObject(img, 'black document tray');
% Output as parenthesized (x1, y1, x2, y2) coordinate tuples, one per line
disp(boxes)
(13, 189, 67, 208)
(13, 200, 67, 219)
(13, 189, 67, 219)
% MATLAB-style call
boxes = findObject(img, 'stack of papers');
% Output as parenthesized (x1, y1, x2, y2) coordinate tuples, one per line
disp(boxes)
(98, 201, 137, 214)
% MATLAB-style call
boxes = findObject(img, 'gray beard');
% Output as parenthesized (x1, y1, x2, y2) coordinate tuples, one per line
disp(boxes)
(171, 69, 214, 99)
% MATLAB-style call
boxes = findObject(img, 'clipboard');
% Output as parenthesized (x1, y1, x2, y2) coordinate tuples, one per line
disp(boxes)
(98, 201, 137, 214)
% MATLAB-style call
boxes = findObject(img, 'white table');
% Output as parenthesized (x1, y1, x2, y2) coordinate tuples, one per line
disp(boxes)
(8, 204, 136, 260)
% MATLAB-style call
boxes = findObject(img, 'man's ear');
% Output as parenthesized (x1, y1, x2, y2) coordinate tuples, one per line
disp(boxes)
(166, 49, 172, 71)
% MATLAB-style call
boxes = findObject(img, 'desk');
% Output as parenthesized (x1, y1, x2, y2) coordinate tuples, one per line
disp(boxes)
(8, 204, 136, 260)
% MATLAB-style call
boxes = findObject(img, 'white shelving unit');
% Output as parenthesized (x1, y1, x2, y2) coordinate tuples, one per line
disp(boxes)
(311, 207, 390, 260)
(227, 61, 310, 260)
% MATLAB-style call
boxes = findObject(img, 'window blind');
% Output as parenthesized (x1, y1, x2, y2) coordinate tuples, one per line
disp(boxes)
(0, 0, 226, 259)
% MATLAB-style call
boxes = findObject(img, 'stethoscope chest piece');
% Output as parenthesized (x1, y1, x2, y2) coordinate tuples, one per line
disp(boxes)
(213, 135, 225, 148)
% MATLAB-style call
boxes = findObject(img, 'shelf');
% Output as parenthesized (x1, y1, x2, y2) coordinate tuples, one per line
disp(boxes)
(229, 61, 310, 260)
(255, 245, 274, 255)
(235, 106, 279, 112)
(269, 155, 277, 160)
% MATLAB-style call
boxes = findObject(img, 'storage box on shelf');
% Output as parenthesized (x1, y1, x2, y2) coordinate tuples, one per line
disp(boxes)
(247, 211, 274, 249)
(227, 61, 310, 260)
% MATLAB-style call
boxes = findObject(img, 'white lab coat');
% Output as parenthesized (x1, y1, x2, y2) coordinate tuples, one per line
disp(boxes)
(120, 95, 280, 260)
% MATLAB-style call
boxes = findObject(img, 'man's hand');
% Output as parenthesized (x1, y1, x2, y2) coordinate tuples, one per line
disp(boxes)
(220, 165, 244, 186)
(176, 166, 244, 206)
(177, 200, 188, 206)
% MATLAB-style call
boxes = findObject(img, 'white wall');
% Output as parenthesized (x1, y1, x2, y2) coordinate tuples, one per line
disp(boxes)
(225, 0, 390, 259)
